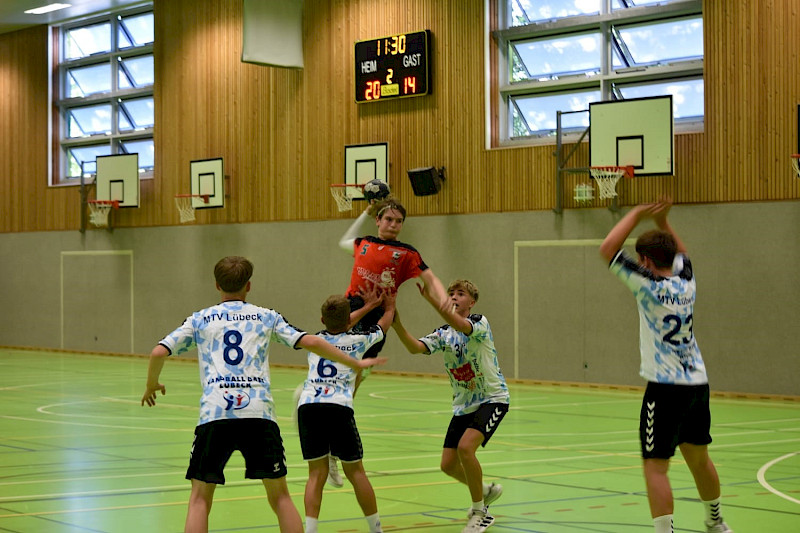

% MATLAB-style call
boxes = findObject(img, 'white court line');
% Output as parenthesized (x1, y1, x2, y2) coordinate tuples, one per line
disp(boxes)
(757, 452, 800, 506)
(0, 415, 186, 431)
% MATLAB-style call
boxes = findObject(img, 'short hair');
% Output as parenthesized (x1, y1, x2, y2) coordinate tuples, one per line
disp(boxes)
(321, 295, 351, 332)
(635, 230, 677, 269)
(447, 279, 479, 302)
(214, 256, 253, 293)
(371, 198, 406, 221)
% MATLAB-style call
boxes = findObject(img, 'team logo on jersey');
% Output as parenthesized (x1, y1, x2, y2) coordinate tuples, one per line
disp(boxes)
(222, 390, 250, 410)
(379, 269, 396, 288)
(450, 362, 476, 383)
(313, 385, 336, 398)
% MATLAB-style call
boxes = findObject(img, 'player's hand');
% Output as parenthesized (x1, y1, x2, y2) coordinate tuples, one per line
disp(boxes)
(358, 356, 388, 368)
(141, 383, 166, 406)
(358, 282, 383, 309)
(651, 196, 673, 223)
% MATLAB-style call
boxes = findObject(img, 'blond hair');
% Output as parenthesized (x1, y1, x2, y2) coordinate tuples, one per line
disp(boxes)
(447, 279, 479, 302)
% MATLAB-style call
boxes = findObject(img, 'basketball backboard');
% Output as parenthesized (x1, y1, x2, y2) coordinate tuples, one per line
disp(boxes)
(190, 158, 224, 209)
(95, 154, 140, 207)
(589, 95, 674, 175)
(344, 143, 388, 200)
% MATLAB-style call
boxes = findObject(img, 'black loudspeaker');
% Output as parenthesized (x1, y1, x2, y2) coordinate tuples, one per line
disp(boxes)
(407, 166, 445, 196)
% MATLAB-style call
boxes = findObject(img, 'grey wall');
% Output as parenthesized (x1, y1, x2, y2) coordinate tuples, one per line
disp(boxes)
(1, 201, 798, 396)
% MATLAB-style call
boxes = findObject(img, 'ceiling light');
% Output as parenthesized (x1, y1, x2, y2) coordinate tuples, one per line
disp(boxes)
(24, 3, 72, 15)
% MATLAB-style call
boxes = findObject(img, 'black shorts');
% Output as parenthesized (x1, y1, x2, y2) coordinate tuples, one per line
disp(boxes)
(443, 403, 509, 449)
(298, 403, 364, 462)
(640, 382, 712, 459)
(348, 295, 386, 359)
(185, 418, 287, 484)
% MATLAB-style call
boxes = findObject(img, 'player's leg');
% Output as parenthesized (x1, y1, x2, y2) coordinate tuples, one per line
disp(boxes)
(262, 477, 303, 533)
(185, 479, 215, 532)
(643, 457, 673, 518)
(341, 461, 381, 524)
(303, 457, 328, 520)
(456, 428, 486, 503)
(239, 419, 302, 532)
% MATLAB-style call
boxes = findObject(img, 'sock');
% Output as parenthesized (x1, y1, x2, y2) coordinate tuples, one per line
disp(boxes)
(305, 517, 318, 533)
(365, 512, 382, 532)
(471, 500, 485, 512)
(653, 514, 673, 533)
(702, 497, 722, 524)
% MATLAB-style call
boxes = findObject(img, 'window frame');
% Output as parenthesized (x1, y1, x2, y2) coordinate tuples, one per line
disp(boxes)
(50, 5, 154, 186)
(492, 0, 703, 147)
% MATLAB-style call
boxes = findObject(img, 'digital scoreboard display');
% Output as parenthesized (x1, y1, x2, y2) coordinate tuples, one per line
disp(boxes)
(354, 30, 431, 103)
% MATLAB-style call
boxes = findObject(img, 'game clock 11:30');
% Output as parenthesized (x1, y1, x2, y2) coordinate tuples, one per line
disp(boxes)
(354, 30, 431, 103)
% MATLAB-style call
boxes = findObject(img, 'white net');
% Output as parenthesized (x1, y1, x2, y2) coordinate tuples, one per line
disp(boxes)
(330, 186, 353, 212)
(88, 201, 114, 227)
(174, 196, 196, 223)
(590, 168, 625, 199)
(792, 156, 800, 178)
(573, 183, 594, 203)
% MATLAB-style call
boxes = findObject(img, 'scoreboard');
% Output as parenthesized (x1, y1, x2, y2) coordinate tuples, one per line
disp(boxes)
(354, 30, 431, 103)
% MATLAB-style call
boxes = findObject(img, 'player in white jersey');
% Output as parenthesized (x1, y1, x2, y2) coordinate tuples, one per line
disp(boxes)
(600, 199, 732, 533)
(140, 256, 386, 533)
(392, 279, 509, 533)
(296, 292, 394, 533)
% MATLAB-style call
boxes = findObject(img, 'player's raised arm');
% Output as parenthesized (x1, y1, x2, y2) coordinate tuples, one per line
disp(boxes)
(339, 207, 371, 254)
(599, 203, 659, 262)
(651, 197, 688, 255)
(418, 268, 448, 309)
(391, 310, 428, 354)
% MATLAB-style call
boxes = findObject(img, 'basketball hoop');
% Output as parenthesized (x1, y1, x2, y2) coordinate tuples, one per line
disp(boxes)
(87, 200, 119, 228)
(174, 194, 210, 223)
(573, 183, 594, 203)
(792, 155, 800, 178)
(329, 184, 364, 212)
(590, 166, 634, 199)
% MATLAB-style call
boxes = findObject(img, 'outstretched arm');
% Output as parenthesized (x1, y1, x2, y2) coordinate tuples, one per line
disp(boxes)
(298, 334, 387, 369)
(418, 268, 448, 309)
(417, 282, 472, 335)
(391, 310, 428, 354)
(651, 197, 688, 255)
(348, 282, 383, 329)
(141, 344, 168, 406)
(376, 291, 396, 334)
(339, 207, 371, 254)
(599, 203, 658, 262)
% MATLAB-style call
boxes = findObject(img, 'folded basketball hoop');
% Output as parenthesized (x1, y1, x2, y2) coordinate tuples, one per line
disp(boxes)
(174, 194, 210, 223)
(87, 200, 119, 228)
(329, 184, 365, 212)
(590, 166, 634, 199)
(792, 155, 800, 178)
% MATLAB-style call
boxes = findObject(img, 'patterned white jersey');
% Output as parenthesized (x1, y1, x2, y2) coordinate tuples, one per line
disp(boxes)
(296, 325, 385, 410)
(419, 315, 510, 416)
(610, 250, 708, 385)
(158, 300, 306, 426)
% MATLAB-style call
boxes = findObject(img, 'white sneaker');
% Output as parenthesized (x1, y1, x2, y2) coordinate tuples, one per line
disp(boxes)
(462, 507, 494, 533)
(327, 455, 344, 488)
(483, 482, 503, 507)
(706, 521, 733, 533)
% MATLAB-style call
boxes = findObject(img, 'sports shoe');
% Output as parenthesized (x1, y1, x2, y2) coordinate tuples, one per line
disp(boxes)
(705, 521, 733, 533)
(327, 455, 344, 488)
(462, 507, 494, 533)
(483, 482, 503, 507)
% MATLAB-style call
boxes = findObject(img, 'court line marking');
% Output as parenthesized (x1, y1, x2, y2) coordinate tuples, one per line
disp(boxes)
(756, 452, 800, 506)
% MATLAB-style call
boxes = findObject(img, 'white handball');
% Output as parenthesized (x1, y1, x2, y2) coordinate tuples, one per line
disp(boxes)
(363, 179, 391, 203)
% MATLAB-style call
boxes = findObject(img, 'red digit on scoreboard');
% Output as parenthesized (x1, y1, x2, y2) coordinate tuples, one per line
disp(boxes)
(404, 77, 416, 94)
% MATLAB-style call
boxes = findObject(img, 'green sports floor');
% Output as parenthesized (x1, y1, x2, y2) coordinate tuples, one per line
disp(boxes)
(1, 349, 798, 532)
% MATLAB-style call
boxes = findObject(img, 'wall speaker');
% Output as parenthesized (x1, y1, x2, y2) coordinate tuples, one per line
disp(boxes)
(407, 166, 445, 196)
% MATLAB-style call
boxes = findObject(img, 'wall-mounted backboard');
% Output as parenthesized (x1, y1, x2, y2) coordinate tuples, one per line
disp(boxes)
(190, 158, 224, 208)
(344, 143, 388, 200)
(589, 95, 674, 175)
(95, 154, 140, 207)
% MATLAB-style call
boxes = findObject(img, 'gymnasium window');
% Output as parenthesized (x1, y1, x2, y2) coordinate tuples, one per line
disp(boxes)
(52, 6, 154, 184)
(494, 0, 703, 146)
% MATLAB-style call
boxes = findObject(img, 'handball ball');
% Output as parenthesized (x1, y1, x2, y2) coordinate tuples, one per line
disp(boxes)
(363, 179, 391, 203)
